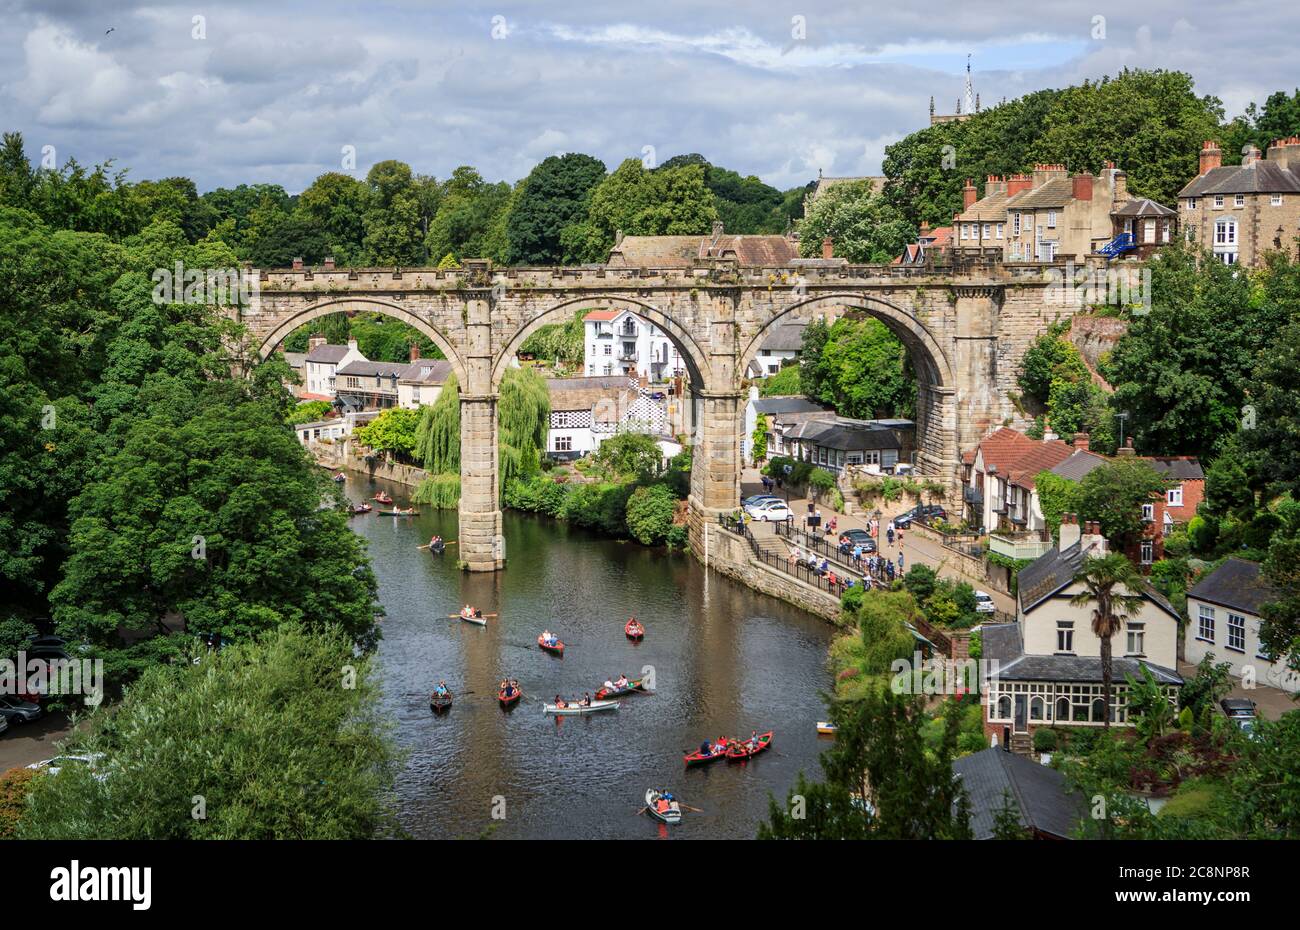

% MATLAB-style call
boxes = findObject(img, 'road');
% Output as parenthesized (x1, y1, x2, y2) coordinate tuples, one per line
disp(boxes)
(0, 712, 72, 773)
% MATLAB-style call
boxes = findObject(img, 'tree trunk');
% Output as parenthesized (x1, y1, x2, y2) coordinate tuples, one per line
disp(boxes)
(1100, 629, 1113, 730)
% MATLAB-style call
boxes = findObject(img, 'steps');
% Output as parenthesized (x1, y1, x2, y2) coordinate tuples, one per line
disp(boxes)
(1009, 733, 1033, 757)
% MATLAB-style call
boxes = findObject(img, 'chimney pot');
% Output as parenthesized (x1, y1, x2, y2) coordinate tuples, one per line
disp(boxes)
(1073, 432, 1090, 452)
(292, 257, 304, 270)
(1199, 141, 1222, 175)
(1072, 172, 1094, 203)
(963, 178, 978, 209)
(409, 343, 419, 362)
(821, 236, 834, 260)
(323, 256, 335, 270)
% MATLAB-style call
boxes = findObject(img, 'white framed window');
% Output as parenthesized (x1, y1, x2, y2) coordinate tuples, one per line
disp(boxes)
(1143, 218, 1156, 241)
(983, 223, 991, 239)
(1227, 614, 1246, 652)
(1056, 620, 1075, 653)
(1198, 604, 1215, 642)
(1215, 218, 1237, 245)
(1047, 210, 1057, 228)
(553, 435, 572, 452)
(1272, 193, 1283, 207)
(1126, 622, 1146, 656)
(1141, 503, 1155, 522)
(1012, 212, 1021, 235)
(1185, 197, 1197, 210)
(1234, 194, 1245, 208)
(1221, 252, 1238, 265)
(1213, 195, 1224, 208)
(1140, 540, 1154, 565)
(603, 345, 612, 356)
(996, 223, 1004, 239)
(1167, 486, 1183, 507)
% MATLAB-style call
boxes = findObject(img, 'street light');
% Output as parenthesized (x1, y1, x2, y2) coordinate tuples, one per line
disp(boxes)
(1115, 411, 1129, 450)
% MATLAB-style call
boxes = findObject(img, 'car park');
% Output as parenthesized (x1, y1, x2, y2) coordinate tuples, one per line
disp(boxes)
(0, 695, 43, 724)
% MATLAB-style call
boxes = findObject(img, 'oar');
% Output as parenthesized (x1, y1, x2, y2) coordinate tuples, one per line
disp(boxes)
(417, 542, 458, 550)
(445, 613, 498, 619)
(677, 803, 704, 813)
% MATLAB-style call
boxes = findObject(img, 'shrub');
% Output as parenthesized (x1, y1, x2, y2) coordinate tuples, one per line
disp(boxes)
(840, 584, 865, 614)
(1033, 728, 1059, 753)
(411, 473, 461, 509)
(625, 484, 676, 545)
(665, 524, 689, 550)
(0, 768, 37, 839)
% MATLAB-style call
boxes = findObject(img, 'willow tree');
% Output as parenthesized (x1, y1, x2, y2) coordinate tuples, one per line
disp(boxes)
(415, 372, 459, 474)
(498, 367, 549, 499)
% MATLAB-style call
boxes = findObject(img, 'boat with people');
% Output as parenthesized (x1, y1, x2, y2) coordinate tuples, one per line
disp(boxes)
(371, 492, 393, 504)
(537, 632, 564, 656)
(498, 680, 522, 708)
(429, 685, 453, 714)
(542, 698, 619, 715)
(331, 472, 346, 483)
(726, 730, 773, 761)
(455, 606, 487, 626)
(624, 618, 645, 641)
(683, 737, 732, 766)
(378, 507, 418, 516)
(348, 503, 372, 515)
(594, 676, 647, 700)
(644, 789, 682, 825)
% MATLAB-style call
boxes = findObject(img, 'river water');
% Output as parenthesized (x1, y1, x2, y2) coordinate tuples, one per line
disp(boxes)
(345, 474, 835, 839)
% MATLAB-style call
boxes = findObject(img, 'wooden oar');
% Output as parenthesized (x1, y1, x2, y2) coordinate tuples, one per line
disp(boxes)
(445, 613, 498, 619)
(416, 542, 458, 550)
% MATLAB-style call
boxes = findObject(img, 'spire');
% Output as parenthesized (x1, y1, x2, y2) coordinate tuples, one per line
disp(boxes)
(963, 54, 975, 116)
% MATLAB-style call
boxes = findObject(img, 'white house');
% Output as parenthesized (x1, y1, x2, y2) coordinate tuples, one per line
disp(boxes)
(746, 321, 806, 378)
(546, 376, 670, 460)
(583, 309, 686, 382)
(397, 358, 454, 410)
(741, 389, 829, 464)
(294, 410, 380, 445)
(981, 513, 1183, 746)
(303, 337, 367, 399)
(1186, 558, 1298, 693)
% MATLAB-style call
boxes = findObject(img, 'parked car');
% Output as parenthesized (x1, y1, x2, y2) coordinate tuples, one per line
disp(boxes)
(0, 715, 9, 738)
(838, 529, 877, 553)
(27, 753, 107, 779)
(974, 591, 996, 614)
(1220, 698, 1257, 736)
(0, 695, 42, 724)
(894, 505, 947, 529)
(745, 500, 792, 522)
(742, 494, 782, 508)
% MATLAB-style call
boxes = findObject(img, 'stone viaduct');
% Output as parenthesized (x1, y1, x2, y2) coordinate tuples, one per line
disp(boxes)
(231, 257, 1082, 571)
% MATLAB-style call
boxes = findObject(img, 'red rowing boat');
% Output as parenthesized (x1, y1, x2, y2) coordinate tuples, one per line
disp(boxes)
(624, 618, 644, 641)
(726, 731, 773, 761)
(595, 677, 646, 700)
(537, 634, 564, 656)
(498, 686, 521, 708)
(372, 492, 393, 504)
(683, 738, 732, 766)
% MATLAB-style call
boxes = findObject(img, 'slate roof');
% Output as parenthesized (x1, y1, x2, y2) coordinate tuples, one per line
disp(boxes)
(956, 188, 1011, 223)
(398, 359, 453, 384)
(305, 344, 354, 364)
(1006, 177, 1077, 209)
(1188, 558, 1278, 617)
(1017, 540, 1180, 619)
(1148, 457, 1205, 481)
(1179, 160, 1300, 197)
(282, 351, 306, 369)
(975, 428, 1074, 490)
(337, 360, 407, 378)
(751, 396, 827, 416)
(787, 418, 908, 452)
(1049, 449, 1109, 481)
(993, 654, 1182, 685)
(1112, 198, 1177, 217)
(546, 376, 635, 411)
(760, 322, 807, 352)
(978, 623, 1023, 664)
(953, 747, 1086, 840)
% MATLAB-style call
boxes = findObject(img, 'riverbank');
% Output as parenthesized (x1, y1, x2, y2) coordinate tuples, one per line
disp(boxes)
(308, 439, 429, 489)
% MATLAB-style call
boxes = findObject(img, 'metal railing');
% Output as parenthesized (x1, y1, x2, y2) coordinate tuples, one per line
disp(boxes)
(716, 515, 859, 598)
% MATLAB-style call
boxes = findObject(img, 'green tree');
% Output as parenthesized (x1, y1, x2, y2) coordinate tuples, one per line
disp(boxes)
(361, 160, 426, 265)
(758, 363, 801, 396)
(593, 432, 663, 481)
(799, 181, 916, 263)
(498, 367, 550, 496)
(353, 406, 420, 461)
(506, 154, 606, 264)
(296, 172, 370, 264)
(1076, 459, 1169, 547)
(415, 372, 460, 474)
(800, 317, 915, 418)
(18, 625, 398, 839)
(624, 484, 676, 545)
(1070, 553, 1147, 729)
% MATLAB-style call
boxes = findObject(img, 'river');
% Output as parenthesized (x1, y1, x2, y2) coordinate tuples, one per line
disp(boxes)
(345, 473, 836, 839)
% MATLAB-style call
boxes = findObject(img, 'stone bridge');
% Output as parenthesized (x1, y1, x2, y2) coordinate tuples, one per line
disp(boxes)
(232, 257, 1081, 571)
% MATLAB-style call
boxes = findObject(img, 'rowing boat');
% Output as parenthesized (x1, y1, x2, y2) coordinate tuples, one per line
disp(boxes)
(683, 738, 732, 766)
(498, 687, 521, 708)
(624, 618, 644, 641)
(644, 789, 682, 825)
(726, 731, 773, 760)
(537, 635, 564, 656)
(429, 690, 453, 713)
(331, 473, 346, 482)
(542, 699, 619, 715)
(595, 678, 647, 700)
(816, 721, 837, 735)
(348, 503, 372, 515)
(459, 612, 487, 626)
(377, 509, 418, 516)
(372, 493, 393, 504)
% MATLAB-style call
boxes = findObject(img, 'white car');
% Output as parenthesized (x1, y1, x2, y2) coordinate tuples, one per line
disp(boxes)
(974, 591, 996, 613)
(745, 500, 792, 522)
(27, 753, 107, 779)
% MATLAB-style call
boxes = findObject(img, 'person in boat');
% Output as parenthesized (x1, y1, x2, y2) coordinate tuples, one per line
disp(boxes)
(434, 681, 449, 698)
(602, 678, 616, 693)
(462, 604, 474, 619)
(615, 673, 629, 689)
(699, 739, 712, 757)
(553, 694, 568, 709)
(580, 692, 591, 707)
(429, 534, 443, 550)
(748, 730, 759, 751)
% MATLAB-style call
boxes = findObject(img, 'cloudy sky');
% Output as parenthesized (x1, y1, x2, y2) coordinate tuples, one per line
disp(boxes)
(0, 1, 1291, 193)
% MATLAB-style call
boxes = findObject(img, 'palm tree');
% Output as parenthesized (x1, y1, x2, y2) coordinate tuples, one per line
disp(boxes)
(1070, 553, 1145, 729)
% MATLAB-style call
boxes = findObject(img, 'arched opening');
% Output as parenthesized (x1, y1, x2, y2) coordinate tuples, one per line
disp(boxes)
(255, 297, 467, 386)
(735, 294, 957, 521)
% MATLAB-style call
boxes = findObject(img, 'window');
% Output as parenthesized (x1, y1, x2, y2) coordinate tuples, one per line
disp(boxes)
(1167, 486, 1183, 507)
(1185, 197, 1197, 210)
(553, 435, 572, 453)
(996, 223, 1004, 239)
(1141, 503, 1155, 522)
(1056, 621, 1075, 653)
(603, 345, 612, 356)
(1030, 696, 1044, 721)
(1047, 210, 1057, 228)
(1234, 194, 1245, 207)
(1126, 622, 1146, 656)
(1012, 212, 1021, 235)
(1213, 194, 1224, 208)
(1220, 252, 1238, 265)
(996, 695, 1011, 720)
(1055, 696, 1070, 721)
(1227, 613, 1246, 652)
(960, 224, 969, 240)
(983, 223, 991, 239)
(1272, 193, 1283, 207)
(1198, 604, 1215, 642)
(1140, 540, 1154, 565)
(1143, 218, 1155, 241)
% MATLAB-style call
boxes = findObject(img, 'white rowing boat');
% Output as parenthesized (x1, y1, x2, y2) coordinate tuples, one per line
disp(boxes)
(542, 699, 620, 715)
(459, 614, 487, 626)
(645, 789, 682, 825)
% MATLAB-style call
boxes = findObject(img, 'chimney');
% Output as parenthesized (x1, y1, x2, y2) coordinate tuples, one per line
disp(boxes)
(1059, 512, 1081, 551)
(347, 338, 359, 352)
(409, 343, 420, 363)
(1072, 172, 1094, 203)
(1199, 141, 1222, 175)
(920, 221, 931, 237)
(962, 178, 978, 209)
(1032, 164, 1067, 186)
(821, 236, 834, 260)
(1042, 419, 1057, 442)
(1242, 144, 1262, 167)
(986, 175, 1007, 196)
(1113, 169, 1128, 203)
(292, 257, 304, 271)
(1082, 520, 1108, 555)
(1073, 432, 1090, 452)
(1266, 136, 1300, 172)
(711, 220, 724, 243)
(308, 334, 326, 352)
(1006, 174, 1033, 197)
(1117, 437, 1136, 457)
(323, 256, 335, 271)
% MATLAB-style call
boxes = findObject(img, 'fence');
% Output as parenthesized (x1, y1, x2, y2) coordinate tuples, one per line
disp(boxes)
(717, 515, 856, 599)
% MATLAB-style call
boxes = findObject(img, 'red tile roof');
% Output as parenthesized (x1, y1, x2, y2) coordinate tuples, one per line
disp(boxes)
(975, 428, 1074, 489)
(584, 310, 620, 321)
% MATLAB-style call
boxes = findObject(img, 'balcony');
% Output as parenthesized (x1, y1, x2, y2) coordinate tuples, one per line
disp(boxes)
(963, 485, 983, 507)
(989, 532, 1052, 561)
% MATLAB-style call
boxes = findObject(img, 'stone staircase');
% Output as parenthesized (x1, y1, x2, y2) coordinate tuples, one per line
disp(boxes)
(747, 520, 789, 560)
(1009, 733, 1034, 757)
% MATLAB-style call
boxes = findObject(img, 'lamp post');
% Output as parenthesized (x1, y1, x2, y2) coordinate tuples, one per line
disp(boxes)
(1115, 411, 1129, 450)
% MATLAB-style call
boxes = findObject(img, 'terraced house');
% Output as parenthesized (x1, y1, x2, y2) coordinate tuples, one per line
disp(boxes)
(1179, 137, 1300, 265)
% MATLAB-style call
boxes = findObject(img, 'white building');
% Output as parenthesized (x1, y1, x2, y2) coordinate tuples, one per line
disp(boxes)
(546, 376, 670, 461)
(1186, 558, 1299, 693)
(294, 410, 379, 445)
(741, 389, 830, 465)
(397, 358, 454, 409)
(746, 321, 805, 378)
(303, 337, 367, 399)
(583, 310, 686, 382)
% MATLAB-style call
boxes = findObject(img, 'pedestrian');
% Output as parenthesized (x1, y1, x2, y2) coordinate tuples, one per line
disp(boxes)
(898, 526, 905, 545)
(898, 551, 905, 571)
(887, 526, 895, 546)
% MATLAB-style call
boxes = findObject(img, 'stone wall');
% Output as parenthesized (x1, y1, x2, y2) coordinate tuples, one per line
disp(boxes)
(698, 522, 846, 625)
(307, 440, 429, 489)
